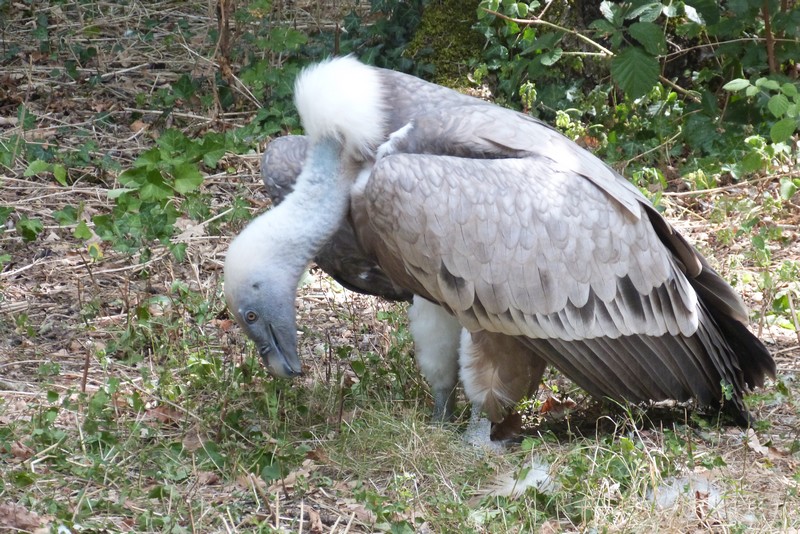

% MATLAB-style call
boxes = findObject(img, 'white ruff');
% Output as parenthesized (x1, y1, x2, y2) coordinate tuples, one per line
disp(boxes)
(294, 56, 386, 155)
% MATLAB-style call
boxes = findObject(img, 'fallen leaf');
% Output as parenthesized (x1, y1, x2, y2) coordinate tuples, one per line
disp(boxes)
(10, 441, 34, 460)
(197, 471, 220, 485)
(744, 428, 785, 460)
(339, 499, 376, 524)
(307, 506, 324, 532)
(236, 472, 266, 491)
(130, 120, 148, 132)
(147, 405, 182, 425)
(267, 459, 316, 493)
(0, 503, 47, 531)
(539, 395, 577, 419)
(182, 425, 207, 452)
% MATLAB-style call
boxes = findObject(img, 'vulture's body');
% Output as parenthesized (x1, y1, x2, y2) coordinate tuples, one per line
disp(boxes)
(225, 57, 774, 428)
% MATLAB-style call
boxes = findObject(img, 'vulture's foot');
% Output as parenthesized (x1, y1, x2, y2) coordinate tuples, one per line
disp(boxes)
(463, 409, 516, 453)
(431, 385, 457, 422)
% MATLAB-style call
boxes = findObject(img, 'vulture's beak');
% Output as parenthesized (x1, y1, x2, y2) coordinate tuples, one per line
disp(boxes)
(259, 323, 302, 378)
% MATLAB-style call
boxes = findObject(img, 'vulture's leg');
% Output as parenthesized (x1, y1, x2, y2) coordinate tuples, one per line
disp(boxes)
(407, 296, 461, 421)
(459, 330, 547, 449)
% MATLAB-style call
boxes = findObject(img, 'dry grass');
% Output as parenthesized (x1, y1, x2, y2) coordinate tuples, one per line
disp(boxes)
(1, 1, 800, 533)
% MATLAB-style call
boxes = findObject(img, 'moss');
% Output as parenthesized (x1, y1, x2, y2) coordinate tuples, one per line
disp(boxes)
(405, 0, 484, 88)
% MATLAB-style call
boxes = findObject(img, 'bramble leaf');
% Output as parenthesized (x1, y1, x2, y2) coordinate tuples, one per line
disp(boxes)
(610, 47, 659, 98)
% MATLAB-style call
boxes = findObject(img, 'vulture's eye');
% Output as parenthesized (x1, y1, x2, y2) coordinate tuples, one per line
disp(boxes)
(244, 310, 258, 323)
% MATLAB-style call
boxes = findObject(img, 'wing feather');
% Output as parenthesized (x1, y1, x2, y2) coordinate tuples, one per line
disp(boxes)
(353, 71, 774, 421)
(363, 152, 749, 408)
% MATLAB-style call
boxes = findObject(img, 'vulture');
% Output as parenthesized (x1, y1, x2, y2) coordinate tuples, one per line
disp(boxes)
(261, 136, 462, 421)
(224, 56, 775, 431)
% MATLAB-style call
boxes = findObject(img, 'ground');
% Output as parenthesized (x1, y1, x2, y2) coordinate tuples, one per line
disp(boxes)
(1, 1, 800, 533)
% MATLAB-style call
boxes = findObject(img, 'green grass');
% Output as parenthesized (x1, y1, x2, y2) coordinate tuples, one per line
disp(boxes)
(2, 270, 798, 532)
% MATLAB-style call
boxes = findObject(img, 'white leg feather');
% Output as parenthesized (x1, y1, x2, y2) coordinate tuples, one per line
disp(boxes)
(408, 296, 461, 421)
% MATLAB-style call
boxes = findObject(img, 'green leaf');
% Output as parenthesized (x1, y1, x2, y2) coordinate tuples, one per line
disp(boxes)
(172, 163, 204, 194)
(74, 220, 92, 240)
(780, 177, 799, 200)
(23, 159, 51, 177)
(684, 4, 704, 24)
(118, 166, 147, 187)
(755, 78, 780, 91)
(740, 150, 765, 173)
(590, 18, 618, 35)
(629, 22, 667, 55)
(107, 188, 136, 199)
(132, 147, 162, 169)
(600, 0, 620, 23)
(139, 171, 172, 201)
(770, 118, 798, 144)
(768, 94, 790, 118)
(610, 47, 660, 98)
(745, 85, 759, 97)
(52, 206, 78, 225)
(628, 2, 662, 22)
(540, 48, 563, 66)
(722, 78, 750, 92)
(781, 83, 799, 98)
(17, 217, 44, 242)
(52, 164, 67, 186)
(685, 0, 720, 25)
(350, 360, 366, 378)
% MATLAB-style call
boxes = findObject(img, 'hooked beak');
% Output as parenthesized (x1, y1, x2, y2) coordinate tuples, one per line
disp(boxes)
(259, 323, 302, 378)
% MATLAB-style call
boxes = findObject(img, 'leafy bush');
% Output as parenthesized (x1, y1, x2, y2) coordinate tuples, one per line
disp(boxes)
(474, 0, 799, 178)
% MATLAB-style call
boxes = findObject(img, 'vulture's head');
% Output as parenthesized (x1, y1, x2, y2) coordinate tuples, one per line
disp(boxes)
(224, 222, 302, 378)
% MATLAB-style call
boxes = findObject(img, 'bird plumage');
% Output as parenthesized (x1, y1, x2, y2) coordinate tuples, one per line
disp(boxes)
(225, 56, 775, 427)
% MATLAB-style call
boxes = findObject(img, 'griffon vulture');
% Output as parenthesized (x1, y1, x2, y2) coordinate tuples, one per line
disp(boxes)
(224, 56, 775, 429)
(261, 136, 462, 421)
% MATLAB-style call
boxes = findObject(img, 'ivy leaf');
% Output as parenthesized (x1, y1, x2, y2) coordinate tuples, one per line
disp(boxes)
(74, 220, 92, 240)
(629, 22, 667, 55)
(768, 94, 790, 118)
(770, 118, 797, 144)
(17, 217, 43, 242)
(138, 171, 172, 201)
(52, 206, 78, 225)
(722, 78, 750, 92)
(52, 164, 67, 186)
(107, 188, 136, 199)
(23, 159, 51, 177)
(540, 48, 563, 66)
(172, 163, 204, 194)
(610, 47, 659, 98)
(780, 177, 798, 200)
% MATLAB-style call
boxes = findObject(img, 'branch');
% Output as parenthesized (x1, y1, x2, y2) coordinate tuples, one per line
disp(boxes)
(658, 76, 701, 103)
(482, 8, 613, 57)
(762, 0, 778, 73)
